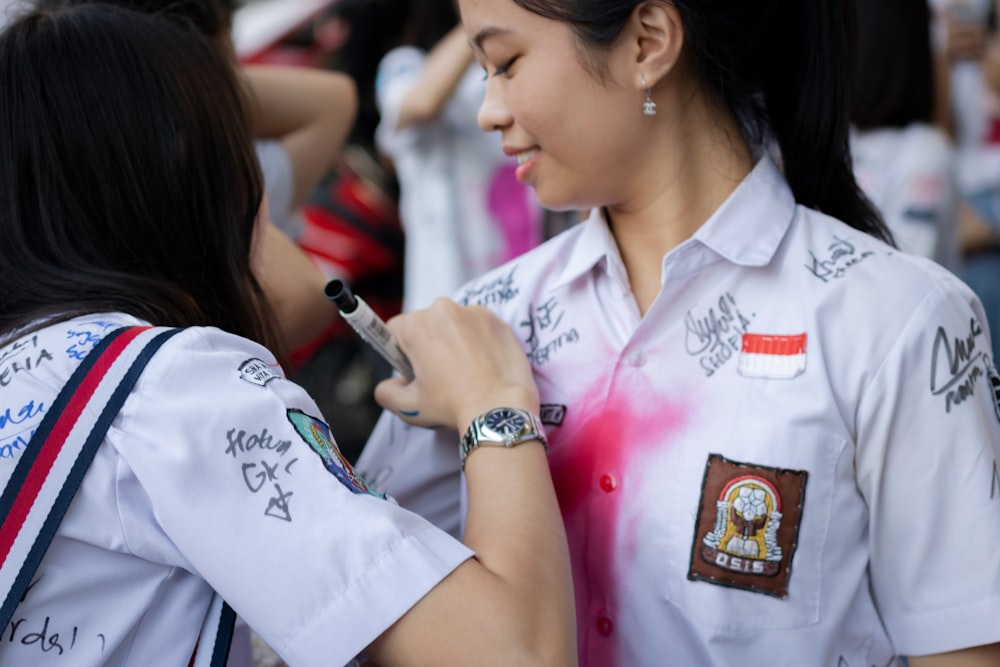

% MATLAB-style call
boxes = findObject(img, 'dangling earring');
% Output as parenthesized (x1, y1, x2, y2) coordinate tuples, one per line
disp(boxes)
(641, 76, 657, 116)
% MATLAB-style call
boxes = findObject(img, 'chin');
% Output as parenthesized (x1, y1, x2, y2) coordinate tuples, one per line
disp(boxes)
(534, 186, 597, 213)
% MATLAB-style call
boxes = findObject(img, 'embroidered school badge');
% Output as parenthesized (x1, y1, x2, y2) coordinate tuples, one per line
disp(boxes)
(688, 453, 807, 598)
(286, 409, 380, 496)
(238, 358, 280, 386)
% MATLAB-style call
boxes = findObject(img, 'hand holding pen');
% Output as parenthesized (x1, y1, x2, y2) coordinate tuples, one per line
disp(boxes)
(325, 280, 539, 431)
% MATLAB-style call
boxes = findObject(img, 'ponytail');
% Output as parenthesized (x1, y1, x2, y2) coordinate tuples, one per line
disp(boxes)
(758, 1, 893, 244)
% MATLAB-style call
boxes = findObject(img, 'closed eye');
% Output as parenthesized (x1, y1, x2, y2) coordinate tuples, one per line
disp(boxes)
(494, 57, 517, 77)
(482, 57, 517, 80)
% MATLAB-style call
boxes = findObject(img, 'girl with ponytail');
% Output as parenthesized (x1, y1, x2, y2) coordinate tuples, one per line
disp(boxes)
(357, 1, 1000, 665)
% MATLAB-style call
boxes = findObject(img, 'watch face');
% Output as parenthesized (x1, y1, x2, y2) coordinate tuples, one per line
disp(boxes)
(483, 408, 526, 437)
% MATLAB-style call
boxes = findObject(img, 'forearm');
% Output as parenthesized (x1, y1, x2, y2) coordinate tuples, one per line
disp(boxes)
(253, 221, 336, 351)
(242, 65, 357, 206)
(909, 642, 1000, 666)
(368, 439, 576, 666)
(396, 25, 475, 129)
(364, 302, 576, 666)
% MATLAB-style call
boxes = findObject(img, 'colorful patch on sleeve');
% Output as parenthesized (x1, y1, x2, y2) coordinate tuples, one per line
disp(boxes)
(286, 409, 382, 497)
(687, 453, 807, 598)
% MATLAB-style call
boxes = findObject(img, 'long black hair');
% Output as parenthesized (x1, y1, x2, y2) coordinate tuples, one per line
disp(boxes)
(0, 3, 281, 351)
(511, 0, 893, 244)
(851, 0, 935, 129)
(34, 0, 237, 38)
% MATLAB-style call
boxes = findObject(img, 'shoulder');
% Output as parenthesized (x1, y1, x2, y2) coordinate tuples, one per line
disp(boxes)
(453, 222, 588, 314)
(787, 207, 981, 348)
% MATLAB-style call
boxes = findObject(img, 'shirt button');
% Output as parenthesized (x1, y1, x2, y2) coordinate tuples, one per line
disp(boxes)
(596, 615, 614, 636)
(599, 473, 617, 493)
(627, 349, 646, 367)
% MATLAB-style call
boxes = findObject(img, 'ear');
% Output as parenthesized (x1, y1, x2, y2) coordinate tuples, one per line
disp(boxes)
(627, 1, 684, 90)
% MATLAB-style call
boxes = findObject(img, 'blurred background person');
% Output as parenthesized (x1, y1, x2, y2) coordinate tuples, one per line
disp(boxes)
(372, 0, 545, 312)
(851, 0, 961, 271)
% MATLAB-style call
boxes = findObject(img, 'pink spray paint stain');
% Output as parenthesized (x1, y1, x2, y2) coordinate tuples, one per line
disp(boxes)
(547, 368, 686, 666)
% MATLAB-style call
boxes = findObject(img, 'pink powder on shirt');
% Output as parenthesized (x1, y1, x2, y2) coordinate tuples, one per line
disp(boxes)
(547, 370, 686, 666)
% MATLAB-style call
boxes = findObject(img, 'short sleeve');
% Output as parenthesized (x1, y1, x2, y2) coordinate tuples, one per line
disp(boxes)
(255, 139, 303, 239)
(355, 410, 466, 539)
(855, 278, 1000, 655)
(111, 327, 472, 666)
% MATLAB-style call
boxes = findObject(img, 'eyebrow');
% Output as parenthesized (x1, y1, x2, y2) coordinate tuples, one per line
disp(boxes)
(472, 26, 513, 52)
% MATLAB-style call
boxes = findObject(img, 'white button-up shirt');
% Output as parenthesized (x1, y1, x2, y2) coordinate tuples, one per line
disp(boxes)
(358, 157, 1000, 666)
(0, 315, 471, 667)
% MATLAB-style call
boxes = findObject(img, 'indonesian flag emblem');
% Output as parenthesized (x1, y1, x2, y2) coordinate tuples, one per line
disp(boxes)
(738, 333, 807, 380)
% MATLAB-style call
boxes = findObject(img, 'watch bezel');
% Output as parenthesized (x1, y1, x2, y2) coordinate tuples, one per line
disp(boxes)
(460, 407, 547, 469)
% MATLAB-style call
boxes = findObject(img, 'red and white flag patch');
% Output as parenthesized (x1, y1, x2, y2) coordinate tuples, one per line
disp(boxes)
(738, 333, 807, 380)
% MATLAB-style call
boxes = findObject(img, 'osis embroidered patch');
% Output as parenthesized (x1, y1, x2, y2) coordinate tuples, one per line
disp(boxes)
(687, 453, 807, 598)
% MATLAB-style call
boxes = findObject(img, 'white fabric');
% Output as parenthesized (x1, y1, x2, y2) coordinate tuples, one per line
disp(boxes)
(357, 157, 1000, 666)
(255, 139, 304, 240)
(375, 46, 540, 312)
(0, 315, 472, 666)
(851, 123, 962, 270)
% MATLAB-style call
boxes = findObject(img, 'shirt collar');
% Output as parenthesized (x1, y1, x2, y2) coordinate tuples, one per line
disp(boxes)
(691, 155, 796, 267)
(551, 156, 796, 290)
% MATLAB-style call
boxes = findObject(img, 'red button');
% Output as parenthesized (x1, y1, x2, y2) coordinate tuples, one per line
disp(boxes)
(596, 616, 614, 636)
(599, 474, 617, 493)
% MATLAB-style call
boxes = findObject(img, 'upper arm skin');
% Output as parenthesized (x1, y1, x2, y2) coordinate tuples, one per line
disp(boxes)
(909, 642, 1000, 666)
(243, 65, 358, 206)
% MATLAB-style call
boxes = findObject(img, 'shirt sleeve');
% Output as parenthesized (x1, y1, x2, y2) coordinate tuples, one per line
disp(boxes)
(255, 139, 302, 239)
(355, 410, 466, 539)
(855, 275, 1000, 655)
(110, 327, 472, 667)
(374, 47, 427, 160)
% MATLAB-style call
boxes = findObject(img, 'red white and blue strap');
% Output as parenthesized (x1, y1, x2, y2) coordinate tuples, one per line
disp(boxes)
(0, 325, 233, 666)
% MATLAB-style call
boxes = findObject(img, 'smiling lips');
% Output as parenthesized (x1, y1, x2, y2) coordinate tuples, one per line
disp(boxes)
(516, 149, 539, 165)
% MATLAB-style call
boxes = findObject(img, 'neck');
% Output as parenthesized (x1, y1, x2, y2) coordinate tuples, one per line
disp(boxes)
(607, 93, 754, 315)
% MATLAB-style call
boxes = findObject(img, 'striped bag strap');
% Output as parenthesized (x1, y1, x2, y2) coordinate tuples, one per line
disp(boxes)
(0, 325, 234, 667)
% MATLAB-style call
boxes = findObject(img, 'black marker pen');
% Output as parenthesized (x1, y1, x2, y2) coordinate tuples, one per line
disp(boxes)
(324, 279, 415, 380)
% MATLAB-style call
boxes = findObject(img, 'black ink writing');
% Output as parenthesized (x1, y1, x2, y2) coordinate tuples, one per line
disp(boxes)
(684, 293, 754, 377)
(520, 297, 578, 366)
(0, 335, 38, 367)
(241, 460, 281, 492)
(225, 427, 292, 458)
(805, 236, 874, 283)
(0, 348, 53, 389)
(227, 426, 297, 521)
(2, 616, 103, 656)
(931, 318, 985, 413)
(459, 266, 520, 307)
(264, 484, 293, 522)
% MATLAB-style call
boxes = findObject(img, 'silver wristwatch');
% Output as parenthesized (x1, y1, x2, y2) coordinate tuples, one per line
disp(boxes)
(460, 407, 548, 469)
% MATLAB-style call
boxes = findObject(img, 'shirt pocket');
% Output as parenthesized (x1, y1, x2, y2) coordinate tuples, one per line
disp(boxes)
(662, 422, 848, 633)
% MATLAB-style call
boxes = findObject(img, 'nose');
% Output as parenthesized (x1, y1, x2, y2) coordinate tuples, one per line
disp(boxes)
(477, 78, 512, 132)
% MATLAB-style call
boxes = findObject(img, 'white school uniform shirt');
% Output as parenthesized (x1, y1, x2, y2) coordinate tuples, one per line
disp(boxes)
(851, 123, 962, 271)
(357, 157, 1000, 666)
(0, 314, 471, 667)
